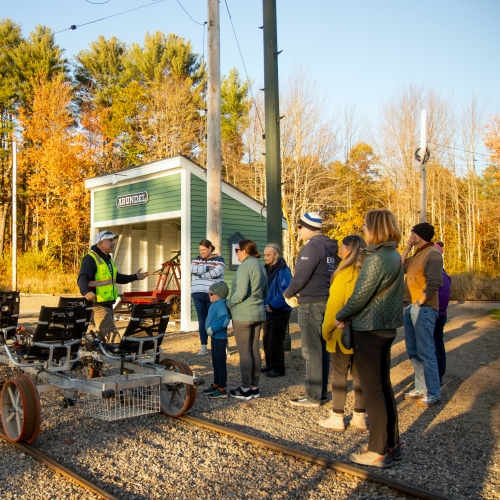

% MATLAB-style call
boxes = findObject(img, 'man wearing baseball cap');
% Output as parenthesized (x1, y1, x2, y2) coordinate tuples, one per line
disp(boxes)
(78, 230, 149, 343)
(400, 222, 443, 408)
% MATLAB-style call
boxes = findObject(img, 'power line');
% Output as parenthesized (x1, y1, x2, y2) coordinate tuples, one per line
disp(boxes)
(176, 0, 206, 26)
(428, 142, 491, 158)
(223, 0, 264, 135)
(53, 0, 167, 34)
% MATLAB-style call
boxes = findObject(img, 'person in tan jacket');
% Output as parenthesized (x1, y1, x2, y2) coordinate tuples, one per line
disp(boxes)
(401, 222, 443, 408)
(320, 235, 367, 432)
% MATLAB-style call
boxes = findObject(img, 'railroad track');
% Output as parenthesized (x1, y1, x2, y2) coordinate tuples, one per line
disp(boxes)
(2, 416, 453, 500)
(0, 429, 118, 500)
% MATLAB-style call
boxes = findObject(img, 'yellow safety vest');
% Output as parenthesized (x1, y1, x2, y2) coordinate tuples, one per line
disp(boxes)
(86, 250, 118, 302)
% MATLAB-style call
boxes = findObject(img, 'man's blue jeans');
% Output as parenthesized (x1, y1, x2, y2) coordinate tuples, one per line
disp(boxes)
(298, 300, 330, 402)
(404, 305, 440, 398)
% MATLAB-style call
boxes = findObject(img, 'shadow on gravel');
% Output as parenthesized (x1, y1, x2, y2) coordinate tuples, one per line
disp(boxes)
(398, 325, 500, 499)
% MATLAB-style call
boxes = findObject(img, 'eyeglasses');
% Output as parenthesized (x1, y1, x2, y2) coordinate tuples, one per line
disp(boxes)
(234, 248, 241, 254)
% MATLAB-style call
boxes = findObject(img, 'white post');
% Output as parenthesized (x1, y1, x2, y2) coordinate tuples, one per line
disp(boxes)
(12, 141, 17, 291)
(419, 109, 427, 223)
(206, 0, 222, 251)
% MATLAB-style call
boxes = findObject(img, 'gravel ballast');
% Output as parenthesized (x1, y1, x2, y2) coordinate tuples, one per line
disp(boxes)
(1, 296, 499, 499)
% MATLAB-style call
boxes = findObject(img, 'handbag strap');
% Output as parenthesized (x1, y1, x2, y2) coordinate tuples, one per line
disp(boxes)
(372, 266, 401, 301)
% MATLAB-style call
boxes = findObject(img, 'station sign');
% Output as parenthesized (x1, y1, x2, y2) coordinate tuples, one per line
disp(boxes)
(116, 192, 149, 208)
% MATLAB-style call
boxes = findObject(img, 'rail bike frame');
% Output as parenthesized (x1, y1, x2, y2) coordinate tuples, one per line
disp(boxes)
(0, 299, 197, 444)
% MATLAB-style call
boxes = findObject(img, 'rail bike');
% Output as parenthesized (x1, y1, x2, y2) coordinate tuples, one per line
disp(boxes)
(0, 292, 197, 444)
(119, 250, 182, 319)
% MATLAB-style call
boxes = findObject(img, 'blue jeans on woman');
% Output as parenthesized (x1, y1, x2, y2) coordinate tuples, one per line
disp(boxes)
(433, 314, 447, 385)
(192, 292, 211, 346)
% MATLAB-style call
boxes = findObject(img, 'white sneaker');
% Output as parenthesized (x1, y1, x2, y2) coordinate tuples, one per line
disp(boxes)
(318, 411, 345, 432)
(351, 411, 368, 431)
(197, 345, 208, 356)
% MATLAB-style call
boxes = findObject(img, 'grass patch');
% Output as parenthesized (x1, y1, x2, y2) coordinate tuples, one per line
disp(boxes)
(488, 309, 500, 321)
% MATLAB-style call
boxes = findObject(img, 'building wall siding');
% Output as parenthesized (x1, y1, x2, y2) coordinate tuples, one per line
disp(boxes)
(190, 174, 268, 322)
(93, 174, 181, 222)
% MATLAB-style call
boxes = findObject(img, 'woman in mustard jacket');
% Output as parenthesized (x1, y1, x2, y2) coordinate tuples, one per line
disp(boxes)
(319, 235, 366, 432)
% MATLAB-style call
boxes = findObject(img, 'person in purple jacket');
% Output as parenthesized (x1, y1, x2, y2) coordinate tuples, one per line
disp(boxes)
(433, 242, 452, 385)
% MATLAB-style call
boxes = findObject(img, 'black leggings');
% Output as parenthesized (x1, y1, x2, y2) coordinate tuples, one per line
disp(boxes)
(353, 330, 399, 455)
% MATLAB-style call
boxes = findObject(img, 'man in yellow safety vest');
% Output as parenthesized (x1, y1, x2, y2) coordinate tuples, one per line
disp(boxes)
(78, 230, 149, 342)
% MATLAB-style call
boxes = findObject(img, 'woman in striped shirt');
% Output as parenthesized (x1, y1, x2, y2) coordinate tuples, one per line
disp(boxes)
(190, 239, 226, 355)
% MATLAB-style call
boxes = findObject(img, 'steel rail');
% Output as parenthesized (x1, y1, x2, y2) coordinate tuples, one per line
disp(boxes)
(0, 429, 118, 500)
(179, 415, 454, 500)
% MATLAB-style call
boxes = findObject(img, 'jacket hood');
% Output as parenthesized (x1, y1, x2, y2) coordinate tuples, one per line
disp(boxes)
(309, 234, 338, 254)
(364, 241, 399, 253)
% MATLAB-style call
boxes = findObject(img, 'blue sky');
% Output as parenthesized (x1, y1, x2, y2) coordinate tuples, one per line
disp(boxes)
(2, 0, 499, 159)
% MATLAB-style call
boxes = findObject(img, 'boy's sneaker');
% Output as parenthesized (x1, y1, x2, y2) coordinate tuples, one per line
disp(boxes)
(197, 345, 209, 356)
(350, 450, 394, 468)
(229, 387, 253, 400)
(403, 389, 424, 400)
(203, 385, 217, 394)
(250, 387, 260, 399)
(389, 443, 403, 461)
(417, 395, 441, 408)
(288, 397, 320, 408)
(208, 389, 228, 399)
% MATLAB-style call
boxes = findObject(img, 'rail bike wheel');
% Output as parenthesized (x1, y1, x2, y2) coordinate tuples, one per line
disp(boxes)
(159, 358, 196, 418)
(165, 295, 180, 319)
(176, 360, 197, 412)
(1, 374, 41, 443)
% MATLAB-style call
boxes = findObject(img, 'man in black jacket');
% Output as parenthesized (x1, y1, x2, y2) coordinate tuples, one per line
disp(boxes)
(78, 230, 149, 342)
(284, 212, 338, 408)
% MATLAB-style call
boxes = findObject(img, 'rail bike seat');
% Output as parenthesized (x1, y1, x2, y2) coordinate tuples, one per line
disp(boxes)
(23, 306, 87, 361)
(101, 302, 171, 356)
(0, 291, 20, 342)
(58, 297, 93, 332)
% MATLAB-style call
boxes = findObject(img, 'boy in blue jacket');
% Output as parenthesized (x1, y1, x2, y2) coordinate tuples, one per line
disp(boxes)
(203, 282, 230, 399)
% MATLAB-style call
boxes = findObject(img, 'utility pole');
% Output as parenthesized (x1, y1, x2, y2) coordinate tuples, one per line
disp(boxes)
(206, 0, 222, 251)
(263, 0, 282, 247)
(12, 141, 17, 291)
(419, 109, 427, 223)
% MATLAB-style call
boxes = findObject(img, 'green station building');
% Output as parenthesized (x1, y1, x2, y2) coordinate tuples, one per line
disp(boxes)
(84, 155, 284, 331)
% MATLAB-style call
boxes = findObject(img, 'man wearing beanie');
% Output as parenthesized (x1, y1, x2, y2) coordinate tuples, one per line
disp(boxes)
(284, 211, 339, 408)
(400, 222, 443, 408)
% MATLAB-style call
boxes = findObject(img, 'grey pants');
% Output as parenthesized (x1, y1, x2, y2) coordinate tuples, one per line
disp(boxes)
(233, 320, 263, 388)
(91, 305, 121, 343)
(330, 349, 365, 413)
(298, 301, 330, 401)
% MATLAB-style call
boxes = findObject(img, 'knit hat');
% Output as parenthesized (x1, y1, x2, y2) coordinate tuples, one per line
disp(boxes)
(411, 222, 435, 242)
(434, 242, 444, 254)
(298, 212, 323, 231)
(209, 282, 229, 299)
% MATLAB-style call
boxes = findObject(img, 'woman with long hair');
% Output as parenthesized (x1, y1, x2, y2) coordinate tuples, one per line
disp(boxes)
(190, 239, 226, 355)
(320, 235, 367, 432)
(227, 239, 267, 400)
(336, 209, 403, 468)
